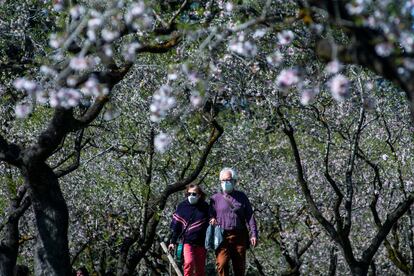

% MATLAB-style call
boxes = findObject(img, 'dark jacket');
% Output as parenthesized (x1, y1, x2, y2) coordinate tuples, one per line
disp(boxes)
(170, 199, 209, 246)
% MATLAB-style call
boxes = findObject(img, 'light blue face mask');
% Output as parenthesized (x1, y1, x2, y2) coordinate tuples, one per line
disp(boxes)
(188, 195, 199, 204)
(221, 181, 234, 193)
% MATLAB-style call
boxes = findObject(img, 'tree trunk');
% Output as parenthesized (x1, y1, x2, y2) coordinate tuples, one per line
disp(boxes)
(24, 163, 71, 275)
(350, 263, 369, 276)
(0, 183, 30, 276)
(0, 220, 19, 276)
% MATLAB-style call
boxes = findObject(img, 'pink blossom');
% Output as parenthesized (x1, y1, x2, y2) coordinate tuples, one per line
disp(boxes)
(190, 91, 204, 108)
(276, 69, 300, 88)
(15, 103, 32, 118)
(277, 30, 294, 46)
(70, 57, 89, 71)
(13, 78, 37, 92)
(50, 88, 82, 108)
(300, 88, 319, 105)
(329, 74, 350, 101)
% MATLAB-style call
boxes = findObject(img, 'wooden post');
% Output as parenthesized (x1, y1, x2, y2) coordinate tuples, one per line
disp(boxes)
(160, 242, 183, 276)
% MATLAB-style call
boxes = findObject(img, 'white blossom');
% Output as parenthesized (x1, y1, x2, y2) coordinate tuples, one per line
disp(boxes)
(49, 33, 64, 49)
(88, 17, 103, 30)
(126, 1, 145, 22)
(70, 5, 86, 19)
(101, 29, 119, 42)
(103, 108, 120, 121)
(229, 39, 257, 57)
(123, 42, 141, 61)
(375, 42, 393, 57)
(400, 32, 414, 53)
(150, 85, 176, 122)
(225, 2, 234, 12)
(103, 45, 114, 57)
(81, 77, 108, 97)
(154, 132, 172, 153)
(346, 0, 370, 15)
(40, 66, 57, 76)
(325, 60, 343, 74)
(36, 90, 49, 104)
(253, 29, 267, 39)
(266, 51, 283, 66)
(70, 57, 89, 71)
(167, 72, 178, 81)
(87, 29, 97, 41)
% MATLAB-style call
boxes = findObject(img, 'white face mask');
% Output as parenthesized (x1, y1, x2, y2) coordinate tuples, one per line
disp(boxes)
(188, 195, 199, 204)
(221, 181, 234, 193)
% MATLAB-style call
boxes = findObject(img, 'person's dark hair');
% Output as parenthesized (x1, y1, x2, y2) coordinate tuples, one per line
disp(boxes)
(14, 265, 30, 276)
(76, 267, 89, 276)
(185, 183, 206, 201)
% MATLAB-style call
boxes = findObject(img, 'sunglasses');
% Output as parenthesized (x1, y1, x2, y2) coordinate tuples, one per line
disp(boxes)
(187, 192, 198, 196)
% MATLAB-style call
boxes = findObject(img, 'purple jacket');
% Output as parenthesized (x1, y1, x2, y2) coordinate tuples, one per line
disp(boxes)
(209, 190, 258, 238)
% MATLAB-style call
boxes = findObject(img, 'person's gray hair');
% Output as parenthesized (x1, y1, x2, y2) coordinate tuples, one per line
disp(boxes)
(219, 167, 238, 180)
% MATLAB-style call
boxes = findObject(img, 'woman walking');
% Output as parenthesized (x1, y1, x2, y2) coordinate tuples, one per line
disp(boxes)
(169, 184, 209, 276)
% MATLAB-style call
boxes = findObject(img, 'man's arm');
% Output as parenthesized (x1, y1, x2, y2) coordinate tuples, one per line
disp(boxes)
(244, 193, 258, 239)
(209, 196, 218, 224)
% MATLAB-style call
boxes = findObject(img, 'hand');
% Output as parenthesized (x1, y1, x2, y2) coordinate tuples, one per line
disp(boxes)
(250, 237, 257, 247)
(168, 243, 175, 251)
(209, 218, 217, 225)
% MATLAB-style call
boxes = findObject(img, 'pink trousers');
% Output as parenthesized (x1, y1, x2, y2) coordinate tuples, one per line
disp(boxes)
(183, 243, 206, 276)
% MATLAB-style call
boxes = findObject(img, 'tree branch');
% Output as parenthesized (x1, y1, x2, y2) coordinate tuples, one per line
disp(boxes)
(0, 134, 22, 167)
(362, 193, 414, 262)
(277, 106, 338, 240)
(54, 129, 87, 178)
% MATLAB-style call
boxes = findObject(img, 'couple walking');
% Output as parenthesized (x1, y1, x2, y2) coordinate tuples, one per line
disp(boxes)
(168, 168, 258, 276)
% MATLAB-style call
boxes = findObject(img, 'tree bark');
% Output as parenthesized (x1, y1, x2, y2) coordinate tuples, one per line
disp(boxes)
(0, 182, 30, 276)
(23, 163, 71, 276)
(0, 220, 19, 276)
(350, 263, 369, 276)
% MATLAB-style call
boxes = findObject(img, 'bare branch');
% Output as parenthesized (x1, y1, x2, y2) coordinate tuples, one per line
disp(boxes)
(343, 94, 365, 236)
(54, 130, 87, 178)
(363, 193, 414, 262)
(277, 106, 338, 240)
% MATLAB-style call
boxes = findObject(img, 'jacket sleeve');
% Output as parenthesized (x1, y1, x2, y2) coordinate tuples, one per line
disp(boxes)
(170, 205, 184, 244)
(243, 194, 258, 239)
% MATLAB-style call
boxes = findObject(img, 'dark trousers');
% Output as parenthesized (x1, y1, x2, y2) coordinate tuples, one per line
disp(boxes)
(215, 229, 247, 276)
